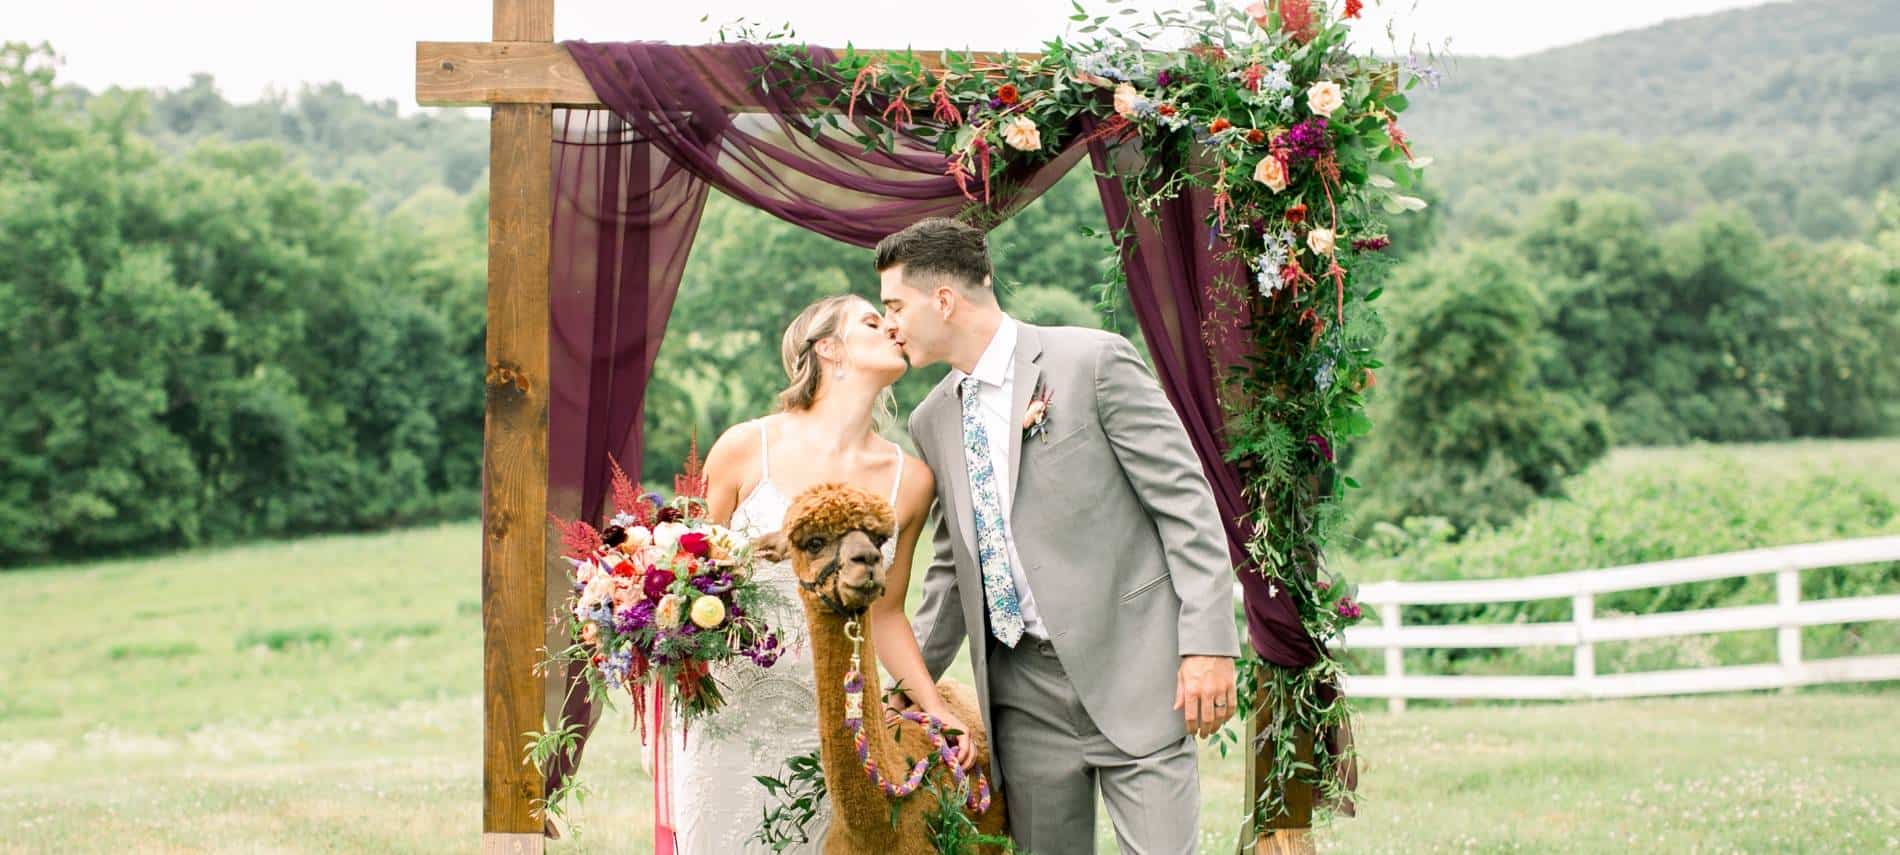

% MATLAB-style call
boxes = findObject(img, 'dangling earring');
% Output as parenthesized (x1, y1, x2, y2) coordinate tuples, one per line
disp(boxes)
(833, 367, 845, 380)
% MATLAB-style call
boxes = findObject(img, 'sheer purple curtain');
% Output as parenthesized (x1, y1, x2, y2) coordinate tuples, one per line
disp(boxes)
(1087, 124, 1355, 807)
(545, 41, 1088, 806)
(1084, 130, 1315, 670)
(543, 108, 711, 797)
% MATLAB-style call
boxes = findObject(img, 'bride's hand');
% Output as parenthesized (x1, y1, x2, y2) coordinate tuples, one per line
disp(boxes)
(926, 707, 978, 772)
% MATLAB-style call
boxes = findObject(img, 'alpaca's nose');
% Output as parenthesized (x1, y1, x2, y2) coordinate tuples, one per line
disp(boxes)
(842, 537, 882, 569)
(839, 534, 885, 598)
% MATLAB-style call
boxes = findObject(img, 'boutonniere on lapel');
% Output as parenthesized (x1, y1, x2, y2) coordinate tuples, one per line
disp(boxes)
(1021, 380, 1054, 443)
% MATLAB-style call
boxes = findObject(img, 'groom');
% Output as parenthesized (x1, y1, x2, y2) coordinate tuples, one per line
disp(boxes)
(877, 218, 1239, 854)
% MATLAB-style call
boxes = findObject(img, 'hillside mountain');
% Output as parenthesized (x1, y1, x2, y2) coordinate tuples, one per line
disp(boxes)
(1406, 0, 1898, 147)
(1401, 0, 1900, 239)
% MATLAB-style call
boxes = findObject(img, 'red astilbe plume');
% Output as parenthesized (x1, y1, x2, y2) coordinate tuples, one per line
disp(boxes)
(628, 672, 647, 739)
(880, 85, 915, 128)
(625, 646, 651, 738)
(845, 62, 881, 124)
(1325, 255, 1348, 323)
(1280, 254, 1318, 300)
(672, 660, 714, 739)
(550, 513, 604, 558)
(948, 155, 978, 202)
(674, 433, 709, 500)
(1315, 152, 1343, 186)
(1075, 114, 1137, 147)
(1298, 306, 1328, 343)
(1385, 112, 1416, 162)
(1312, 152, 1349, 322)
(607, 455, 652, 527)
(1345, 0, 1364, 19)
(930, 71, 962, 125)
(1213, 185, 1234, 234)
(1279, 0, 1319, 44)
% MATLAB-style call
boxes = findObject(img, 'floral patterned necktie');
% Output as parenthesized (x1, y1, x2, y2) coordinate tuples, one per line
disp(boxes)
(960, 376, 1025, 647)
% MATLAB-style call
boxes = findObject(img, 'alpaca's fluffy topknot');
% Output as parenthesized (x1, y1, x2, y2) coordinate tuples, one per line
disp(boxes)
(783, 482, 896, 545)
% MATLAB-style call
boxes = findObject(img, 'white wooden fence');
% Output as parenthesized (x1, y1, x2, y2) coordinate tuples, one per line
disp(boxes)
(1330, 535, 1900, 711)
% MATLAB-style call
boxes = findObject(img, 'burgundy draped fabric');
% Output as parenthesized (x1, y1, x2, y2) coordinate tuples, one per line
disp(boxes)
(1087, 126, 1355, 808)
(542, 108, 711, 803)
(564, 41, 1090, 244)
(543, 41, 1086, 805)
(1084, 130, 1317, 671)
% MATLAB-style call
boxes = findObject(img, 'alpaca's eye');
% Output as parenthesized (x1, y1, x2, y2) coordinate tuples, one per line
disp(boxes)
(869, 533, 888, 548)
(802, 537, 826, 553)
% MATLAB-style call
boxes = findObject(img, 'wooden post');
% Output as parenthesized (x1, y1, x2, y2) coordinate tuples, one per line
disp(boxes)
(1777, 568, 1801, 693)
(481, 0, 553, 852)
(1573, 592, 1595, 696)
(1240, 675, 1317, 855)
(1382, 603, 1405, 714)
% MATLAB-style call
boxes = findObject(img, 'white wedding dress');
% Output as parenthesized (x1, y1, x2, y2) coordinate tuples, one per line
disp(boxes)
(669, 420, 902, 854)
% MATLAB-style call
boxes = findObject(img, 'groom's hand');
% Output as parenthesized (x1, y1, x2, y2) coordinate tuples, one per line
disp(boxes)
(1174, 655, 1238, 738)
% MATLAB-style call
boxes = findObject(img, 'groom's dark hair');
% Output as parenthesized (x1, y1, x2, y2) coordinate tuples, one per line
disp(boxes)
(874, 217, 992, 291)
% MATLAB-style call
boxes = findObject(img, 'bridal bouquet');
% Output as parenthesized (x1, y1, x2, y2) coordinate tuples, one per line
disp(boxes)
(551, 450, 786, 726)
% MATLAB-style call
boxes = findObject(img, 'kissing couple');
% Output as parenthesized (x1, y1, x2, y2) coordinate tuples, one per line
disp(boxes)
(670, 216, 1239, 855)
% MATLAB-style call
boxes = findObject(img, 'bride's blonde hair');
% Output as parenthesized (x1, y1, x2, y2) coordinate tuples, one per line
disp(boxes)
(777, 295, 897, 432)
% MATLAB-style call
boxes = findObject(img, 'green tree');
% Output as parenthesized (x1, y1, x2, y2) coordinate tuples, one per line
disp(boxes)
(0, 43, 484, 564)
(1002, 285, 1101, 329)
(1353, 243, 1610, 534)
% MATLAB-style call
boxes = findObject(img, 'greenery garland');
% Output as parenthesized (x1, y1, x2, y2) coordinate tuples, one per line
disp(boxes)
(749, 0, 1430, 832)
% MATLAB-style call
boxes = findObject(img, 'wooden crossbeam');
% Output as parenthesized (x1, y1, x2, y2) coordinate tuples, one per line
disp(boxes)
(420, 43, 596, 107)
(417, 41, 1045, 109)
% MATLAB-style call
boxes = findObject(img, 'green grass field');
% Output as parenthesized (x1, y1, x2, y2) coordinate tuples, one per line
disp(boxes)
(3, 440, 1898, 852)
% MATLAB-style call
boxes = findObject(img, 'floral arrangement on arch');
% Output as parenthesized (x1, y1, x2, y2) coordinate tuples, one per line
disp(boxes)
(758, 0, 1435, 826)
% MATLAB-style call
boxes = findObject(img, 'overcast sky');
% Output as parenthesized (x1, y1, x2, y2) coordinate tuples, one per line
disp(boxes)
(13, 0, 1775, 112)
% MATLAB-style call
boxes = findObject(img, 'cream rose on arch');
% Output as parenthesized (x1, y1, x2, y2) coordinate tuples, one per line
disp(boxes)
(1253, 155, 1288, 193)
(1002, 116, 1043, 152)
(1306, 80, 1344, 117)
(1307, 227, 1337, 256)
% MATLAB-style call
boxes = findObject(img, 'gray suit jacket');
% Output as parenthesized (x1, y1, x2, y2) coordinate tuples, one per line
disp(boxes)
(908, 322, 1240, 762)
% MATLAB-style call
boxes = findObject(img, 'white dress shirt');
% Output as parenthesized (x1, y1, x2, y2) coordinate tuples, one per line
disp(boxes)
(950, 317, 1048, 640)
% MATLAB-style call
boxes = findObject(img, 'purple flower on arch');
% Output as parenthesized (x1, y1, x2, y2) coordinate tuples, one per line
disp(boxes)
(1278, 117, 1332, 163)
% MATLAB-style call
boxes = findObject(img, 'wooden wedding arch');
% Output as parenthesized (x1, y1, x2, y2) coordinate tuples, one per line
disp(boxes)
(415, 2, 1313, 852)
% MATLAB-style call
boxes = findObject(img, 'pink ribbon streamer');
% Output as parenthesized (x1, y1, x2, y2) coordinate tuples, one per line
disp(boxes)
(646, 682, 676, 854)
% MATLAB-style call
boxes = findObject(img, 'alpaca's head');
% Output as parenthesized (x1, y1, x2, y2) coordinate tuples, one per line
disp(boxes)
(757, 483, 897, 615)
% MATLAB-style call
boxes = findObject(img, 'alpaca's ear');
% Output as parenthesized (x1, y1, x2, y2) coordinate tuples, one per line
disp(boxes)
(753, 531, 790, 563)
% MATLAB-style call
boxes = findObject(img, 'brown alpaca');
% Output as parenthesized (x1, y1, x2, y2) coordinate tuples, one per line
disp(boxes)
(758, 482, 1008, 855)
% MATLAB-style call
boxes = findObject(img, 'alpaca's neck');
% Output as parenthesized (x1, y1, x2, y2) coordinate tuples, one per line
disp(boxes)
(799, 596, 910, 834)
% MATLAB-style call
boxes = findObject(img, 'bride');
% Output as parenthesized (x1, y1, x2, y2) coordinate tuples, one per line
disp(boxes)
(670, 294, 973, 853)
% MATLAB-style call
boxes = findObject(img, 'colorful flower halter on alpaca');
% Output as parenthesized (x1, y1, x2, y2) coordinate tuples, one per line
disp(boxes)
(839, 617, 992, 813)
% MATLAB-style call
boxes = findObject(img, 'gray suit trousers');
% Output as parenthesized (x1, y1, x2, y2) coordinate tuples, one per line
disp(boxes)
(987, 637, 1200, 855)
